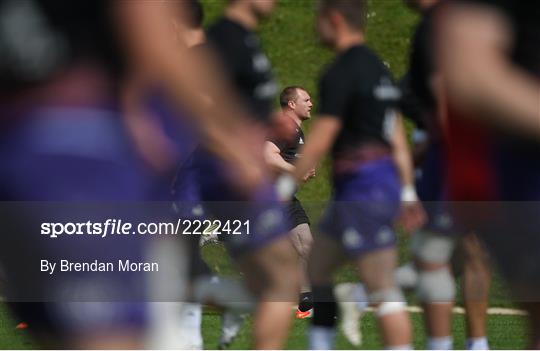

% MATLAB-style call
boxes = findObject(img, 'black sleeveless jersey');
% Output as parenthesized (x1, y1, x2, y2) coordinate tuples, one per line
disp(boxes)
(270, 126, 305, 164)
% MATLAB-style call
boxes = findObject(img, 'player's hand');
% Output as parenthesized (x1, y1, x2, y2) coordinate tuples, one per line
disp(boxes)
(395, 185, 426, 233)
(301, 168, 316, 182)
(396, 201, 427, 233)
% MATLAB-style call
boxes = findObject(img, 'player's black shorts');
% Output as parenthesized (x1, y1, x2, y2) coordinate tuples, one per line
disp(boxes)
(287, 196, 310, 229)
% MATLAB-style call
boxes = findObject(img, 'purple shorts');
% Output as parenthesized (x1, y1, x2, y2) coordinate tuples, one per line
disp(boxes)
(415, 142, 460, 236)
(0, 107, 157, 333)
(192, 147, 289, 257)
(320, 157, 400, 257)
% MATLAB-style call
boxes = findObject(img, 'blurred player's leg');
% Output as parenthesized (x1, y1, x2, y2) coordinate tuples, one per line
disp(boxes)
(357, 248, 412, 349)
(334, 282, 368, 347)
(461, 233, 491, 350)
(307, 235, 347, 350)
(412, 231, 456, 350)
(238, 236, 300, 349)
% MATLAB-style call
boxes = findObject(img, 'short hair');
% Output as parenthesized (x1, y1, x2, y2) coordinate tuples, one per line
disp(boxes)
(280, 86, 306, 108)
(318, 0, 368, 31)
(185, 0, 204, 28)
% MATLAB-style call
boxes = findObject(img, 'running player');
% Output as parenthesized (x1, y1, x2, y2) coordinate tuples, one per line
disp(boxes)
(265, 86, 315, 319)
(278, 1, 425, 348)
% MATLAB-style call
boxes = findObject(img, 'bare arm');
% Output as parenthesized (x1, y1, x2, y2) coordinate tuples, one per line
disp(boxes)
(115, 1, 265, 189)
(391, 114, 416, 190)
(392, 113, 426, 232)
(264, 141, 295, 174)
(438, 3, 540, 140)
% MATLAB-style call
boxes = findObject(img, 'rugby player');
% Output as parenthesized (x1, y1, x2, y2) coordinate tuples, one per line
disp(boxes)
(0, 0, 282, 348)
(279, 0, 425, 348)
(265, 86, 315, 319)
(396, 0, 491, 349)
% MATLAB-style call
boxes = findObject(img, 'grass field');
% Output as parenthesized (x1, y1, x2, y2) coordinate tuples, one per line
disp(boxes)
(0, 302, 529, 350)
(0, 0, 529, 349)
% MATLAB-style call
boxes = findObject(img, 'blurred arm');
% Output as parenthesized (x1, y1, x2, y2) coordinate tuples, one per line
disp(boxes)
(438, 2, 540, 139)
(392, 113, 427, 232)
(391, 113, 416, 190)
(292, 117, 341, 183)
(115, 1, 265, 189)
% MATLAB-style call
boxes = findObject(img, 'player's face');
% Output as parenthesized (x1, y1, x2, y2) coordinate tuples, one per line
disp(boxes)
(293, 89, 313, 120)
(250, 0, 277, 19)
(316, 11, 336, 48)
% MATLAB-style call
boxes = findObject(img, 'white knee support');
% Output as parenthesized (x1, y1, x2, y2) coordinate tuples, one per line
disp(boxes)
(369, 288, 407, 317)
(416, 267, 456, 303)
(411, 231, 455, 264)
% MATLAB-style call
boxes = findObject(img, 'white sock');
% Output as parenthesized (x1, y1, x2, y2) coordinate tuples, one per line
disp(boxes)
(386, 344, 413, 350)
(353, 283, 369, 311)
(466, 336, 489, 350)
(309, 326, 336, 350)
(179, 303, 202, 329)
(427, 336, 453, 350)
(178, 303, 203, 349)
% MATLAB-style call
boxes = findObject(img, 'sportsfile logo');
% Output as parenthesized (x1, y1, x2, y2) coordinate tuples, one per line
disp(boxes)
(41, 219, 251, 238)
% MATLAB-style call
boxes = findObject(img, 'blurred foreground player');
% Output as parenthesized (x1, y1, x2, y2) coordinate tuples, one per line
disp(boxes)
(278, 0, 425, 348)
(397, 0, 492, 349)
(265, 86, 315, 319)
(437, 0, 540, 347)
(0, 0, 169, 348)
(199, 0, 302, 348)
(0, 0, 280, 348)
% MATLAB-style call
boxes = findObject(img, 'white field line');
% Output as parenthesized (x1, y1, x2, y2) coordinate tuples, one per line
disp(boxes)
(362, 305, 527, 316)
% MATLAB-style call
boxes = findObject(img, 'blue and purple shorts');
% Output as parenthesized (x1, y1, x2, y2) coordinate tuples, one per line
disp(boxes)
(0, 107, 159, 334)
(192, 147, 290, 257)
(320, 157, 400, 257)
(415, 142, 460, 236)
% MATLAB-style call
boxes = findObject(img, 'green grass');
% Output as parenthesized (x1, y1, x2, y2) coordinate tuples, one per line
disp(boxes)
(202, 309, 529, 350)
(0, 304, 528, 350)
(0, 304, 37, 350)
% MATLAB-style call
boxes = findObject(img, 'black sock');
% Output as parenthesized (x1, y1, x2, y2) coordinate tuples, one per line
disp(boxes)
(298, 291, 313, 312)
(312, 285, 337, 327)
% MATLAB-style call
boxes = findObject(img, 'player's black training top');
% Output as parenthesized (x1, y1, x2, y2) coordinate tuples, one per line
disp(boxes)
(399, 3, 441, 140)
(407, 5, 437, 112)
(207, 18, 278, 124)
(318, 45, 401, 160)
(270, 126, 305, 164)
(0, 0, 122, 92)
